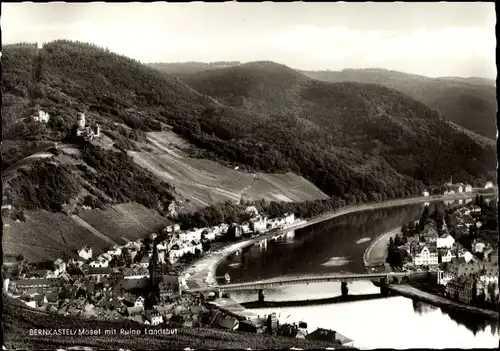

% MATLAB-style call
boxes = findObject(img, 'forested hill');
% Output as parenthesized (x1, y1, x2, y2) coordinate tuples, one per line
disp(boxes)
(2, 41, 496, 214)
(148, 61, 241, 77)
(175, 62, 496, 196)
(301, 68, 497, 140)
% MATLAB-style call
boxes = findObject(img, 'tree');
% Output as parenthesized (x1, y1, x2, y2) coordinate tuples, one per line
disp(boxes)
(142, 236, 152, 253)
(419, 206, 429, 231)
(202, 241, 211, 252)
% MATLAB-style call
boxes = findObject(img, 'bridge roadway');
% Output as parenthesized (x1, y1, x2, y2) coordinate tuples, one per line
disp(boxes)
(187, 271, 424, 293)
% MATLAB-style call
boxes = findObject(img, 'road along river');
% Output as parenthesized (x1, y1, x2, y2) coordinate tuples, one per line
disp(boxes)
(212, 199, 499, 349)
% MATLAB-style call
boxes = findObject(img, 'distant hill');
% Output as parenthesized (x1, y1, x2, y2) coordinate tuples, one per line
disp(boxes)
(301, 68, 497, 140)
(148, 61, 241, 77)
(180, 61, 495, 187)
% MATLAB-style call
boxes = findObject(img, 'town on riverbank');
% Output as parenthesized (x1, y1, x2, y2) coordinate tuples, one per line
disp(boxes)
(369, 193, 499, 318)
(2, 203, 354, 347)
(3, 188, 497, 348)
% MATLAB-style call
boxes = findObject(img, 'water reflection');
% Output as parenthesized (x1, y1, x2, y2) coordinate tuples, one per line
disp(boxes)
(217, 199, 498, 348)
(217, 204, 425, 283)
(228, 281, 499, 348)
(412, 299, 499, 337)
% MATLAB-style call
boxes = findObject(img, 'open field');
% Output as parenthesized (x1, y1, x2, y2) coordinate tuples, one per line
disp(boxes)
(2, 210, 109, 261)
(77, 202, 171, 244)
(131, 131, 329, 212)
(2, 203, 170, 261)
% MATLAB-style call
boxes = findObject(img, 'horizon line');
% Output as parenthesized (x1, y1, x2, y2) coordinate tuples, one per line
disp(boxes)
(3, 40, 496, 82)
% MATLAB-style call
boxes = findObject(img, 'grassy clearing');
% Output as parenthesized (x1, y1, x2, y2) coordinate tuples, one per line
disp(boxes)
(2, 211, 109, 261)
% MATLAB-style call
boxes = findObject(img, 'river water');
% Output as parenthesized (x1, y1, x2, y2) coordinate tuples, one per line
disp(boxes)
(216, 202, 499, 349)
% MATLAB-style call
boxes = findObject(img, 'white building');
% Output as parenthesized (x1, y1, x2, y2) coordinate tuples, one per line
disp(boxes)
(157, 251, 165, 264)
(89, 259, 109, 268)
(471, 206, 481, 213)
(422, 191, 430, 197)
(484, 181, 493, 189)
(33, 109, 50, 123)
(135, 296, 145, 309)
(202, 229, 216, 241)
(107, 246, 122, 256)
(284, 213, 295, 226)
(219, 223, 229, 234)
(241, 222, 251, 233)
(3, 278, 10, 294)
(440, 249, 455, 263)
(139, 256, 150, 269)
(465, 184, 473, 192)
(53, 258, 67, 275)
(413, 246, 439, 266)
(146, 310, 163, 326)
(245, 206, 259, 217)
(250, 216, 268, 233)
(458, 250, 474, 263)
(473, 242, 486, 254)
(99, 253, 113, 262)
(267, 218, 285, 230)
(437, 234, 455, 249)
(24, 300, 37, 309)
(179, 229, 202, 242)
(78, 246, 93, 261)
(156, 242, 167, 251)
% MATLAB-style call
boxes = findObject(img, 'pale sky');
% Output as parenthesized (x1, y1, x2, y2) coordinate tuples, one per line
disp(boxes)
(1, 2, 497, 78)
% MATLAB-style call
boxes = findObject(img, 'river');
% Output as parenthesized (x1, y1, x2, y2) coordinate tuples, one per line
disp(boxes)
(215, 201, 499, 349)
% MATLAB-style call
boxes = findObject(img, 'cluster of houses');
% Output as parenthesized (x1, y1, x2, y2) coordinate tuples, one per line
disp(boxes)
(438, 250, 499, 305)
(435, 205, 499, 306)
(441, 180, 495, 195)
(398, 204, 487, 273)
(4, 207, 299, 326)
(442, 181, 473, 195)
(399, 220, 464, 271)
(396, 201, 499, 307)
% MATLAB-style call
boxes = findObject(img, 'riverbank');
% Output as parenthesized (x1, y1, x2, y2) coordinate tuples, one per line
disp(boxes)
(363, 227, 401, 269)
(240, 293, 388, 309)
(183, 192, 480, 291)
(387, 284, 499, 320)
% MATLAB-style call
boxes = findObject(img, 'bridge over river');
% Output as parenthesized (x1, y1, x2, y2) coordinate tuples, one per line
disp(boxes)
(187, 271, 428, 294)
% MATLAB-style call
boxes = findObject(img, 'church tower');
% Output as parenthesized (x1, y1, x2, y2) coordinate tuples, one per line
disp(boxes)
(149, 242, 164, 287)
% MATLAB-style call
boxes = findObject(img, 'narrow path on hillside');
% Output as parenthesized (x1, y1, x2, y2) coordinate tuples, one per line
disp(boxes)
(239, 173, 258, 203)
(70, 215, 118, 246)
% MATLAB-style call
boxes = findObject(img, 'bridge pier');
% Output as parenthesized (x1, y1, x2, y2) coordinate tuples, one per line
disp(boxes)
(258, 289, 265, 302)
(341, 282, 349, 297)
